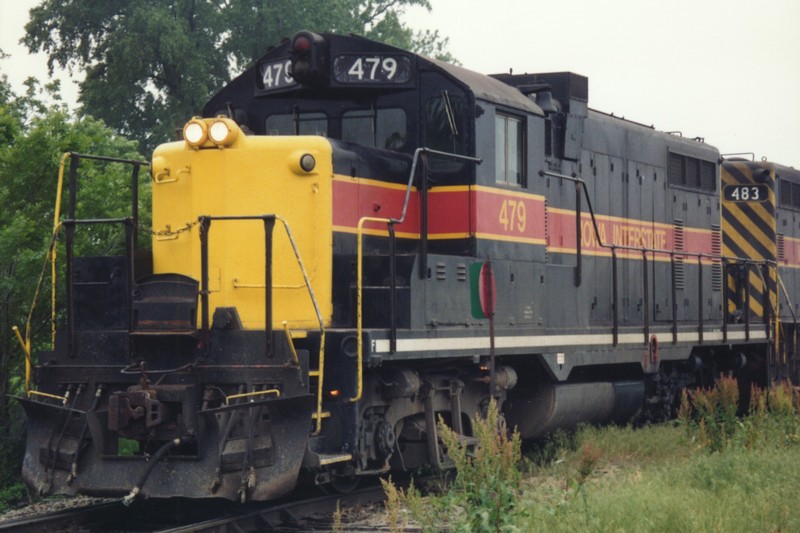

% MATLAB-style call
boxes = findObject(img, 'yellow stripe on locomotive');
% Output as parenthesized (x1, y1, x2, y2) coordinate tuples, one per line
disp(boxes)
(150, 118, 334, 330)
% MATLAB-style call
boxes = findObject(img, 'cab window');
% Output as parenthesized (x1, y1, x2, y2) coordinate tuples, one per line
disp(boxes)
(425, 93, 466, 155)
(266, 112, 327, 136)
(495, 113, 524, 186)
(342, 108, 407, 150)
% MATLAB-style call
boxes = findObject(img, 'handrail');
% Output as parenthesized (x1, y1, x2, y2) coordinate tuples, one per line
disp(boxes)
(282, 321, 302, 367)
(354, 216, 390, 403)
(275, 215, 327, 434)
(11, 326, 31, 397)
(197, 214, 327, 433)
(352, 148, 482, 403)
(776, 274, 798, 368)
(13, 224, 61, 397)
(539, 169, 772, 266)
(751, 263, 779, 377)
(14, 153, 146, 398)
(541, 168, 777, 345)
(226, 389, 280, 405)
(397, 148, 483, 227)
(751, 263, 775, 328)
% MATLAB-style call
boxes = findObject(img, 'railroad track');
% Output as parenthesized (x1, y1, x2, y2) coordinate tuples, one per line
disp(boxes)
(0, 481, 401, 532)
(0, 500, 127, 532)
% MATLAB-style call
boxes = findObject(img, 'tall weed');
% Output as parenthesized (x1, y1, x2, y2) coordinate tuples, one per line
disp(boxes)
(766, 381, 800, 444)
(380, 477, 408, 533)
(437, 399, 523, 532)
(683, 377, 800, 451)
(382, 399, 524, 532)
(687, 376, 739, 451)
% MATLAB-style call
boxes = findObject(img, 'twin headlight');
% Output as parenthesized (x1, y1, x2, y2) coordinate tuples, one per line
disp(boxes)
(179, 117, 317, 175)
(183, 117, 239, 148)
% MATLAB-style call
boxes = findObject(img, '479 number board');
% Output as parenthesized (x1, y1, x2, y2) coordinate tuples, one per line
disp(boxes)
(256, 53, 415, 90)
(258, 58, 296, 90)
(333, 54, 413, 85)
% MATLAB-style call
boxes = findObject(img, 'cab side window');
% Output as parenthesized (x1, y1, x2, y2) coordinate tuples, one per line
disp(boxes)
(495, 113, 525, 186)
(425, 93, 466, 155)
(424, 93, 467, 177)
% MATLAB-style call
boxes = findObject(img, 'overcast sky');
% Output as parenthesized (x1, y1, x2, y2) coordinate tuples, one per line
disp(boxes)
(403, 0, 800, 169)
(2, 0, 798, 168)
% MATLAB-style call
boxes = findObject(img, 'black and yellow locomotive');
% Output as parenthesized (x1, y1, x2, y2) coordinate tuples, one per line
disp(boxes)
(15, 31, 798, 502)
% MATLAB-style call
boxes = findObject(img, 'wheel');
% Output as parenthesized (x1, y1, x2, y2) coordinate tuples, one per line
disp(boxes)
(330, 474, 360, 493)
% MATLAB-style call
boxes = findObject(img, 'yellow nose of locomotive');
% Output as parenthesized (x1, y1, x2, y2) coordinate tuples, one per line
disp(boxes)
(149, 118, 334, 330)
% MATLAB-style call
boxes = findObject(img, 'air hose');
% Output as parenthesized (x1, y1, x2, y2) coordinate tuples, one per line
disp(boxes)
(122, 435, 191, 506)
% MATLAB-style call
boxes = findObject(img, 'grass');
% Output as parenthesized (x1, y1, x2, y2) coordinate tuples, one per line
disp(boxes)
(382, 379, 800, 533)
(518, 427, 800, 532)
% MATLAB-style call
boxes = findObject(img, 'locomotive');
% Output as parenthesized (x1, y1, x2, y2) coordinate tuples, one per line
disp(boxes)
(14, 30, 799, 503)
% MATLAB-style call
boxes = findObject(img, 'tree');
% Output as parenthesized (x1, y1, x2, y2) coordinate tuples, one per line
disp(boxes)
(23, 0, 454, 154)
(0, 71, 145, 488)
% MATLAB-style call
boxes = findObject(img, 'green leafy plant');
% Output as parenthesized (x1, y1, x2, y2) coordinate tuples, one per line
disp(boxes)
(381, 399, 524, 532)
(0, 483, 27, 513)
(436, 399, 523, 532)
(687, 376, 739, 451)
(681, 377, 800, 452)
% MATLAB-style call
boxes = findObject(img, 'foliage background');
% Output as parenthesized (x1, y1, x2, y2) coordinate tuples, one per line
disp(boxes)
(22, 0, 453, 153)
(0, 72, 145, 493)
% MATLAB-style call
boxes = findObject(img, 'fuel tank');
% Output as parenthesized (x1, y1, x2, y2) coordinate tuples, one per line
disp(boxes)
(503, 381, 643, 439)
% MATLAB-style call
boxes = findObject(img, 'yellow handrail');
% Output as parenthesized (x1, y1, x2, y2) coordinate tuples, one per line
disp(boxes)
(10, 154, 70, 400)
(52, 154, 69, 346)
(11, 326, 30, 396)
(282, 321, 301, 367)
(353, 216, 393, 403)
(29, 390, 69, 404)
(13, 222, 63, 397)
(348, 148, 481, 404)
(273, 216, 327, 434)
(226, 389, 280, 405)
(314, 333, 326, 433)
(12, 325, 67, 404)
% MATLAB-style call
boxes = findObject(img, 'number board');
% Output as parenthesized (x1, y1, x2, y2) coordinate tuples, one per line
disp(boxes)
(332, 54, 413, 85)
(723, 184, 770, 202)
(257, 58, 297, 91)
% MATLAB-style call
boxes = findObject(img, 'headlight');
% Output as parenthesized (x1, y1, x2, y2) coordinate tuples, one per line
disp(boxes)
(209, 118, 239, 147)
(183, 119, 207, 147)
